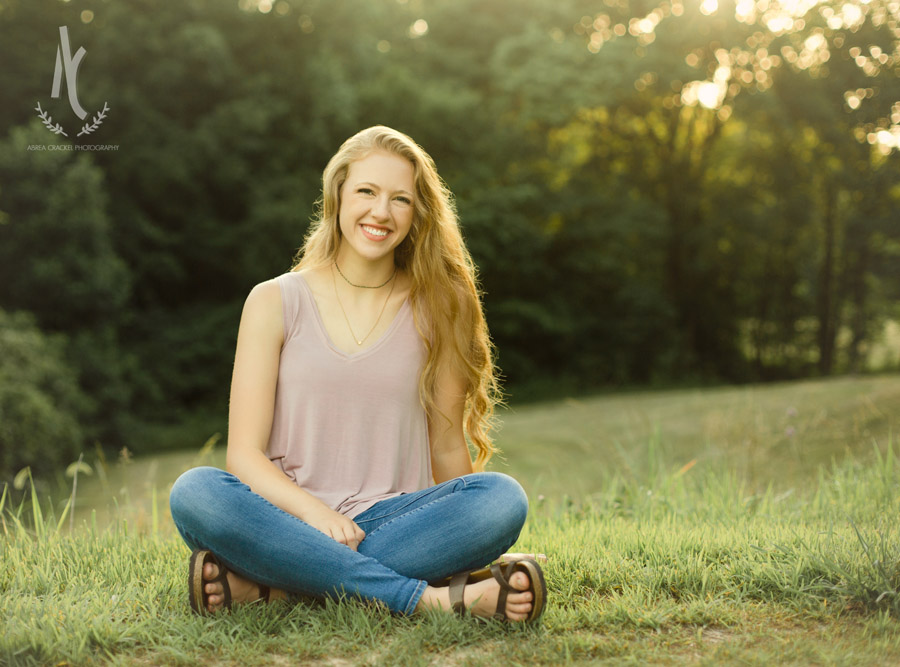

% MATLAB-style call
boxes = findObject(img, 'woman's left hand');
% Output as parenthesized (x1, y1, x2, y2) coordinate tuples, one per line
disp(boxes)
(301, 502, 367, 551)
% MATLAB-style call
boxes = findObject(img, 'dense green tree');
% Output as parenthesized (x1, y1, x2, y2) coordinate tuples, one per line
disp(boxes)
(0, 0, 896, 468)
(0, 122, 133, 447)
(0, 309, 87, 479)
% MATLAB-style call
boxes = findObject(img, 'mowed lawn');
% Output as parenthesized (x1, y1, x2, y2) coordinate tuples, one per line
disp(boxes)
(2, 375, 899, 665)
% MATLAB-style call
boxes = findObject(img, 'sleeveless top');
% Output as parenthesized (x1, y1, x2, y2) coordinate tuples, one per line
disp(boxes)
(264, 270, 432, 519)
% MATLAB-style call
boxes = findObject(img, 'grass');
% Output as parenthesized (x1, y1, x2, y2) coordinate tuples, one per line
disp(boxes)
(2, 376, 900, 665)
(493, 374, 900, 500)
(50, 374, 900, 529)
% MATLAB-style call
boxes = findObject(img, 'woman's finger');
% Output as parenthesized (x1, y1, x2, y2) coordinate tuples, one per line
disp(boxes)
(344, 526, 361, 550)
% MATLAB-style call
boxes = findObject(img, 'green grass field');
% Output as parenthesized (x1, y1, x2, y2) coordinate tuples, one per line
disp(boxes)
(2, 375, 899, 665)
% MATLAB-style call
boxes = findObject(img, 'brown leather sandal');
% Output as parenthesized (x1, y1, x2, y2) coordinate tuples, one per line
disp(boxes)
(447, 557, 547, 622)
(188, 549, 282, 615)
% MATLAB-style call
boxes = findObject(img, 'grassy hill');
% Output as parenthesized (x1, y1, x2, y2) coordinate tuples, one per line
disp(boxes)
(2, 375, 899, 665)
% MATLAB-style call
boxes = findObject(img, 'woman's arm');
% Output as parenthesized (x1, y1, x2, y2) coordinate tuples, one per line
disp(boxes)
(428, 359, 475, 483)
(225, 279, 365, 549)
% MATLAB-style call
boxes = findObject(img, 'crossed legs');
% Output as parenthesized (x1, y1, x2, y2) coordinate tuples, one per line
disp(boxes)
(169, 468, 534, 617)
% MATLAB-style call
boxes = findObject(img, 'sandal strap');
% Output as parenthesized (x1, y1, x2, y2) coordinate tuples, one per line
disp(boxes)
(446, 561, 524, 620)
(448, 571, 470, 615)
(222, 581, 233, 610)
(490, 562, 516, 620)
(258, 584, 270, 603)
(208, 565, 229, 585)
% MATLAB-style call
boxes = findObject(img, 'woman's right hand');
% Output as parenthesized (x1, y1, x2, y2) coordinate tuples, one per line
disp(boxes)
(302, 503, 366, 551)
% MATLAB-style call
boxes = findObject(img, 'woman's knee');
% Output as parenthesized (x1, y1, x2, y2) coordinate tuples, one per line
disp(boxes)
(169, 466, 232, 522)
(466, 472, 529, 533)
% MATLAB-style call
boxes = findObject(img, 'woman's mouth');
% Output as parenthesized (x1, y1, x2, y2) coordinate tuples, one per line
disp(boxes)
(361, 224, 390, 240)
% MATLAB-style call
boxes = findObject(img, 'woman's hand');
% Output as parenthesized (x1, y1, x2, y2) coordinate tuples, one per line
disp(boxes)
(302, 503, 366, 551)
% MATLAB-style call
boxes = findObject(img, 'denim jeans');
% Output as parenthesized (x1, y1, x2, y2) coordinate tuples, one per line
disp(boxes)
(169, 467, 528, 615)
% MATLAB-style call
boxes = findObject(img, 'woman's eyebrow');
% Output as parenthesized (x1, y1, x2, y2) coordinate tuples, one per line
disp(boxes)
(355, 181, 414, 196)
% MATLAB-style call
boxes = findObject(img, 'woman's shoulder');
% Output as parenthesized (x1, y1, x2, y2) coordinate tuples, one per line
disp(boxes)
(237, 277, 286, 346)
(246, 270, 315, 317)
(246, 274, 284, 303)
(256, 268, 316, 297)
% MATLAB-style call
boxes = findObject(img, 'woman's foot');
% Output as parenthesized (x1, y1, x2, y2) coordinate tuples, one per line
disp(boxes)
(415, 569, 535, 621)
(202, 561, 284, 613)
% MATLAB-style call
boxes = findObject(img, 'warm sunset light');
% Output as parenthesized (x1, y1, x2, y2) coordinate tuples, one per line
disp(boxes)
(2, 0, 899, 661)
(576, 0, 899, 151)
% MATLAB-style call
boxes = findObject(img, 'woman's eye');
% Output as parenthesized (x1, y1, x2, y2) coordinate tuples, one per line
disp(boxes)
(358, 188, 375, 195)
(395, 196, 412, 205)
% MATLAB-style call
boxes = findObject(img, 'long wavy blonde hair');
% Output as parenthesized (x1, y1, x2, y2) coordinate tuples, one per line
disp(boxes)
(289, 126, 501, 470)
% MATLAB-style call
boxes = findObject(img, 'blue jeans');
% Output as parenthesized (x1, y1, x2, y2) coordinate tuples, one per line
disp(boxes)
(169, 467, 528, 615)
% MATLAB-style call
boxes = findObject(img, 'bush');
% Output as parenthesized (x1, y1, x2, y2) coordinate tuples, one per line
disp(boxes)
(0, 309, 89, 480)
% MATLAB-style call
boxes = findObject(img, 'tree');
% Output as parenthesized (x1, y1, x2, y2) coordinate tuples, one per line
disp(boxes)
(0, 122, 133, 446)
(0, 309, 87, 479)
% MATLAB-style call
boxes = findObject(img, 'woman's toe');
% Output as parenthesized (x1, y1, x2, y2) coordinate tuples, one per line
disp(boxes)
(509, 571, 531, 591)
(506, 608, 529, 621)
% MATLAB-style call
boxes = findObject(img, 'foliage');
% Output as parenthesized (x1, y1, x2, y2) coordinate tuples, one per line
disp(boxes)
(0, 0, 897, 462)
(0, 122, 136, 460)
(0, 309, 87, 480)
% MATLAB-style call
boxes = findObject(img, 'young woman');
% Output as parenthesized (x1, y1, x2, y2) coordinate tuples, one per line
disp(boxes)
(169, 126, 546, 622)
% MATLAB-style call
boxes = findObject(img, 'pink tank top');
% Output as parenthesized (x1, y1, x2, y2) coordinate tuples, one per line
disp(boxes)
(265, 270, 432, 519)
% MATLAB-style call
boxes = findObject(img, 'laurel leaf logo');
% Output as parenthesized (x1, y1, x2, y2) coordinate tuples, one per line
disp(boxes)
(76, 101, 110, 137)
(34, 102, 69, 137)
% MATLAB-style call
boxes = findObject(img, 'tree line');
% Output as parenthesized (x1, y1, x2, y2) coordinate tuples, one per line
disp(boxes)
(0, 0, 898, 478)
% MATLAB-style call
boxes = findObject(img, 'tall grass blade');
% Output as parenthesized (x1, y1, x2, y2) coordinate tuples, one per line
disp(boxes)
(192, 432, 221, 467)
(65, 453, 92, 533)
(884, 434, 894, 478)
(848, 519, 896, 598)
(0, 482, 8, 536)
(151, 485, 159, 539)
(95, 440, 110, 494)
(56, 496, 73, 533)
(28, 469, 45, 540)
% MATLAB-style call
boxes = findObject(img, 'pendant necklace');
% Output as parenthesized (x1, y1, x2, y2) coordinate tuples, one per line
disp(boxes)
(332, 262, 397, 346)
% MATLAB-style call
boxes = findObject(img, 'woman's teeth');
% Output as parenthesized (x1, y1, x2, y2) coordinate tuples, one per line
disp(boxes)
(363, 225, 388, 237)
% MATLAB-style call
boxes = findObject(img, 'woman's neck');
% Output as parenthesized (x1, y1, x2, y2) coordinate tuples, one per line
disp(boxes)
(334, 247, 396, 289)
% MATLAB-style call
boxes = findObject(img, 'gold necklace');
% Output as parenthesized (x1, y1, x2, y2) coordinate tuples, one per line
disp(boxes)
(331, 263, 397, 346)
(334, 260, 396, 289)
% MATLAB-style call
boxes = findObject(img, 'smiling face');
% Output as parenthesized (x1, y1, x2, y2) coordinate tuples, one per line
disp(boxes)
(337, 150, 416, 266)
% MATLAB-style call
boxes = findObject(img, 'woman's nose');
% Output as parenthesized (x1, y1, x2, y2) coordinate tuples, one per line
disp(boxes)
(371, 195, 391, 220)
